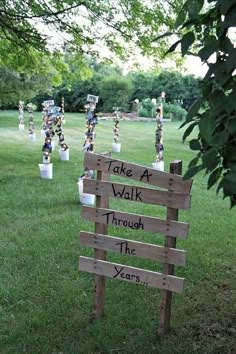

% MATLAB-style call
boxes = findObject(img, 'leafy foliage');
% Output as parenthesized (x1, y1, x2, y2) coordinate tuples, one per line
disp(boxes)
(29, 66, 199, 114)
(164, 102, 187, 121)
(0, 0, 184, 61)
(99, 75, 133, 112)
(0, 49, 92, 106)
(138, 98, 155, 117)
(165, 0, 236, 207)
(138, 99, 187, 120)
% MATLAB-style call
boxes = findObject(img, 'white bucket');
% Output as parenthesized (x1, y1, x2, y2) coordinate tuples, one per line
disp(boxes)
(41, 129, 46, 137)
(152, 161, 164, 172)
(39, 163, 53, 179)
(77, 179, 95, 205)
(59, 149, 69, 161)
(51, 141, 55, 151)
(112, 143, 121, 152)
(29, 134, 36, 142)
(18, 124, 25, 131)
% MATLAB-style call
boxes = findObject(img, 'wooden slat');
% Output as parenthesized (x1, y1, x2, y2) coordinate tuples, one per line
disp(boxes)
(158, 160, 182, 336)
(92, 153, 110, 319)
(79, 257, 184, 293)
(80, 231, 186, 266)
(82, 206, 189, 239)
(83, 179, 191, 210)
(84, 152, 192, 193)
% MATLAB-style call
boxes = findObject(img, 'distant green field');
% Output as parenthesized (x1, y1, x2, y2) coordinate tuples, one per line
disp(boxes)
(0, 110, 235, 353)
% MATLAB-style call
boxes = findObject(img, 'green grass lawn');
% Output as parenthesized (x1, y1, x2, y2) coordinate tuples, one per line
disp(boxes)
(0, 110, 235, 353)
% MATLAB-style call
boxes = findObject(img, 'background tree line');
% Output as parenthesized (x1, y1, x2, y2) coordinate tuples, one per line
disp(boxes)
(0, 62, 198, 120)
(0, 58, 200, 120)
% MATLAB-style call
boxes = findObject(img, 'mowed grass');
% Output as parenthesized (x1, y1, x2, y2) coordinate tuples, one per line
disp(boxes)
(0, 110, 235, 354)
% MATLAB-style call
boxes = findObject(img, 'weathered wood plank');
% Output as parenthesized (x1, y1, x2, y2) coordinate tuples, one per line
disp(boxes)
(79, 257, 184, 293)
(92, 154, 110, 319)
(80, 232, 186, 266)
(83, 179, 191, 210)
(82, 206, 189, 239)
(84, 152, 192, 193)
(158, 160, 182, 336)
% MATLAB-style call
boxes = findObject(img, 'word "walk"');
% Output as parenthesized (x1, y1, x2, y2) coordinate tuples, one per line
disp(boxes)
(112, 184, 142, 202)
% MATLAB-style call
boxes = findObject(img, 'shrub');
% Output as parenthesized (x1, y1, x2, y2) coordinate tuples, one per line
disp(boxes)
(138, 98, 187, 120)
(163, 102, 187, 121)
(138, 98, 155, 117)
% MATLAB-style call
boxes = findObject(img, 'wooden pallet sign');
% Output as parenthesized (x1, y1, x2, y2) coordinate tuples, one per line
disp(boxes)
(79, 152, 193, 336)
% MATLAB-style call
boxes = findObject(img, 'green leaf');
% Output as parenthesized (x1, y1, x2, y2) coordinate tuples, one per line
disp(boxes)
(202, 148, 220, 171)
(223, 170, 236, 194)
(216, 179, 223, 194)
(198, 35, 218, 61)
(199, 113, 215, 142)
(211, 129, 229, 146)
(175, 10, 187, 28)
(226, 48, 236, 74)
(228, 85, 236, 110)
(181, 32, 195, 56)
(224, 8, 236, 28)
(182, 122, 198, 141)
(225, 162, 236, 173)
(165, 40, 181, 55)
(208, 89, 226, 115)
(187, 0, 204, 18)
(207, 167, 222, 189)
(153, 32, 174, 42)
(202, 80, 213, 97)
(182, 97, 202, 126)
(223, 145, 236, 166)
(219, 0, 236, 15)
(230, 195, 236, 209)
(183, 164, 204, 179)
(188, 156, 200, 169)
(189, 139, 201, 150)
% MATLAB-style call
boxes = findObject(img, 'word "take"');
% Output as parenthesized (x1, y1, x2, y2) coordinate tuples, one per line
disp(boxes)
(105, 159, 152, 182)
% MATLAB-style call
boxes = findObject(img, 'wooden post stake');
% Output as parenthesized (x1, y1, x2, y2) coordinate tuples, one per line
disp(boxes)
(92, 154, 110, 319)
(158, 160, 182, 336)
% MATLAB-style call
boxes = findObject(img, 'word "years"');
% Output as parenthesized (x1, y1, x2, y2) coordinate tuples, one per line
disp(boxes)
(113, 266, 148, 285)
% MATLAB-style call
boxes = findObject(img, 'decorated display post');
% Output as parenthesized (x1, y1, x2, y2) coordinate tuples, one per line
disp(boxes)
(78, 94, 99, 205)
(82, 95, 99, 153)
(18, 100, 25, 130)
(152, 92, 165, 171)
(55, 103, 69, 161)
(39, 101, 55, 179)
(112, 107, 121, 153)
(27, 103, 36, 142)
(61, 96, 66, 124)
(39, 100, 68, 179)
(41, 100, 53, 138)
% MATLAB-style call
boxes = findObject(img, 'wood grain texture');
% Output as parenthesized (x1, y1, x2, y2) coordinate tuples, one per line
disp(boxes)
(158, 160, 183, 336)
(92, 158, 110, 319)
(82, 206, 189, 239)
(83, 179, 191, 210)
(80, 231, 186, 266)
(79, 256, 184, 293)
(84, 152, 192, 193)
